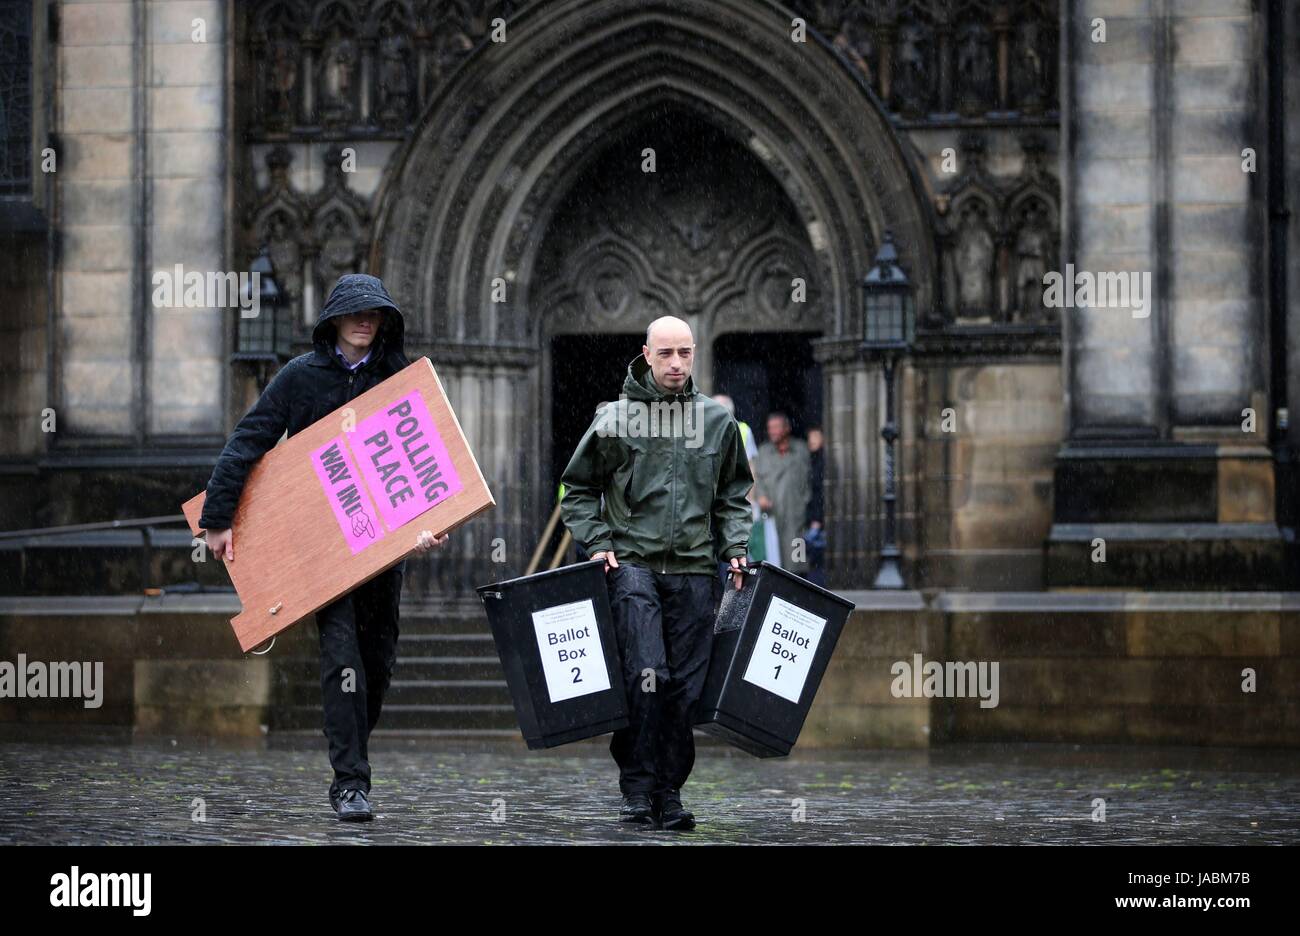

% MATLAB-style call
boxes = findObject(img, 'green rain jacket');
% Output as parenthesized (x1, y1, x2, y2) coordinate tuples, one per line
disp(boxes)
(559, 355, 754, 575)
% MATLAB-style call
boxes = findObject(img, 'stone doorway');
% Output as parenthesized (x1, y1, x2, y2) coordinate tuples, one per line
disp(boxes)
(535, 109, 827, 525)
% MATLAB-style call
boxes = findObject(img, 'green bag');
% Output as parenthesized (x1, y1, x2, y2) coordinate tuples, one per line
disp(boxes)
(749, 515, 767, 562)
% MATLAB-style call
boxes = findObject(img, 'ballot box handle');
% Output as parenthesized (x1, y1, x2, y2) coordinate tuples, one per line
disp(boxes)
(714, 565, 758, 634)
(250, 636, 276, 656)
(480, 591, 503, 601)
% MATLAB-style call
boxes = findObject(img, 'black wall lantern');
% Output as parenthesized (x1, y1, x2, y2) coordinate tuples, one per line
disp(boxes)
(860, 230, 915, 589)
(234, 246, 291, 364)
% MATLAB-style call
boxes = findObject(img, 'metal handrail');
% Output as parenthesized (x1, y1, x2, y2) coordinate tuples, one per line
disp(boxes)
(0, 514, 189, 541)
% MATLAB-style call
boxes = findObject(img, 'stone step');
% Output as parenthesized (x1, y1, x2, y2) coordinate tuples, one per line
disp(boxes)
(396, 611, 492, 636)
(388, 680, 511, 706)
(271, 727, 527, 745)
(398, 633, 499, 657)
(394, 657, 507, 680)
(283, 678, 511, 707)
(275, 656, 507, 689)
(273, 703, 519, 732)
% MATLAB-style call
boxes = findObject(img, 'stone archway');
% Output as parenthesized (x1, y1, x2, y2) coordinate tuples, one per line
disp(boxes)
(532, 110, 827, 380)
(369, 0, 936, 591)
(531, 108, 828, 507)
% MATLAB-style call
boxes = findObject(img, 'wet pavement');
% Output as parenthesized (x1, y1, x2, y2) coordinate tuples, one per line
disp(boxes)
(1, 738, 1297, 845)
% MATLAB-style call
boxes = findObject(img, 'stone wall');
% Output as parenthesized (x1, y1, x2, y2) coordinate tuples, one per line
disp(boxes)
(1048, 0, 1280, 587)
(907, 361, 1064, 590)
(49, 0, 228, 443)
(5, 592, 1295, 748)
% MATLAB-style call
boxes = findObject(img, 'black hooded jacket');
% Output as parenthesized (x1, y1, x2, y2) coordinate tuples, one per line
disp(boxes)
(198, 274, 410, 531)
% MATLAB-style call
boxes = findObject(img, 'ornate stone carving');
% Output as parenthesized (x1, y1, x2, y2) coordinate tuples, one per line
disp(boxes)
(372, 4, 415, 128)
(314, 4, 361, 126)
(954, 18, 995, 117)
(892, 15, 936, 118)
(245, 147, 309, 320)
(251, 2, 306, 132)
(372, 2, 938, 348)
(790, 0, 1058, 123)
(307, 147, 374, 316)
(936, 133, 1059, 327)
(532, 121, 826, 339)
(954, 200, 996, 317)
(1012, 17, 1052, 115)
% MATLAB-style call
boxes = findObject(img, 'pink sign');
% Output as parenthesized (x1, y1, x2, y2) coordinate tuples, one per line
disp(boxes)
(350, 389, 465, 531)
(312, 437, 386, 555)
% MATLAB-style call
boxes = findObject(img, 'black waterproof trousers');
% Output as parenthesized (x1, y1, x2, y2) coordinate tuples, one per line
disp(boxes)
(606, 563, 721, 796)
(315, 564, 404, 798)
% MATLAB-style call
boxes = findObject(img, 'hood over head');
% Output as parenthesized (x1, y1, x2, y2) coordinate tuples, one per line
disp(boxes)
(311, 273, 409, 369)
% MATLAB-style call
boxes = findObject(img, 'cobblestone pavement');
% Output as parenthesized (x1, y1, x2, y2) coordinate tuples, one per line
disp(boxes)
(1, 738, 1297, 844)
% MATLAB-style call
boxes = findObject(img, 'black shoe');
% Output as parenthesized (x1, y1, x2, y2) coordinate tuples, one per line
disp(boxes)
(619, 792, 654, 824)
(654, 789, 695, 831)
(331, 788, 374, 822)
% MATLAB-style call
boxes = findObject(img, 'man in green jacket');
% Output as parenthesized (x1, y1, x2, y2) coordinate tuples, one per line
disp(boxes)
(560, 316, 753, 830)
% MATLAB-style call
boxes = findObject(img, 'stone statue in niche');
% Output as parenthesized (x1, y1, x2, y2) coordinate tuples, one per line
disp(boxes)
(427, 27, 474, 89)
(954, 201, 995, 318)
(377, 24, 412, 125)
(892, 21, 932, 117)
(264, 38, 299, 126)
(955, 21, 993, 117)
(318, 36, 358, 123)
(261, 211, 303, 321)
(1013, 200, 1053, 323)
(1012, 21, 1047, 115)
(831, 7, 875, 85)
(315, 211, 361, 299)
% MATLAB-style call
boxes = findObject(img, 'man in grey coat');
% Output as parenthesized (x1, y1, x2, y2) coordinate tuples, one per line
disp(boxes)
(753, 412, 812, 575)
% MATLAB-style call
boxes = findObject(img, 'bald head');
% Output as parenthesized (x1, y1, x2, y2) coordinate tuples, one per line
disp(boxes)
(643, 316, 695, 393)
(645, 315, 693, 348)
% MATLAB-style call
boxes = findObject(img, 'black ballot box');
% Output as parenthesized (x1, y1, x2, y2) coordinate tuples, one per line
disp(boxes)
(477, 559, 628, 749)
(694, 561, 856, 757)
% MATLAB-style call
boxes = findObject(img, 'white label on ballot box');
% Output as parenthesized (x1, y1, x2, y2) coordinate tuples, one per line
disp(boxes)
(531, 599, 611, 703)
(742, 595, 827, 703)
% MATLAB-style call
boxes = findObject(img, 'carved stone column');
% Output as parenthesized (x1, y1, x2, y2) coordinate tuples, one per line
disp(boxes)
(402, 345, 539, 599)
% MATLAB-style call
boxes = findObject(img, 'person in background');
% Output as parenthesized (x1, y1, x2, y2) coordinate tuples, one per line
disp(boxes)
(805, 426, 827, 587)
(711, 393, 759, 581)
(753, 412, 812, 576)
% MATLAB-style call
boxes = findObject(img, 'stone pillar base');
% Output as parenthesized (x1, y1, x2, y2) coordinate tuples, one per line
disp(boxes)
(1046, 442, 1290, 590)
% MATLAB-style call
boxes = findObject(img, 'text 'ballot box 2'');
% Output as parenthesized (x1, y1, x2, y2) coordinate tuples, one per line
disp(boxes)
(477, 559, 628, 749)
(694, 561, 855, 757)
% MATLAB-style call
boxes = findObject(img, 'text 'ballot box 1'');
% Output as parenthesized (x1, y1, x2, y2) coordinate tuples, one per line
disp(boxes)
(477, 559, 628, 749)
(694, 561, 855, 757)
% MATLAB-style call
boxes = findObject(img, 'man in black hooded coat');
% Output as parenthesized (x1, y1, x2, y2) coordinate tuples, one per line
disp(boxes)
(199, 273, 446, 822)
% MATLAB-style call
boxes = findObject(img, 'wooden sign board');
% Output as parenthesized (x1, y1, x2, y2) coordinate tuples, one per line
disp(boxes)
(182, 357, 495, 652)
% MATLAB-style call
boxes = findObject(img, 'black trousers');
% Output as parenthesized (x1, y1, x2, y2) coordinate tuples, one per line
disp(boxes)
(606, 563, 721, 796)
(315, 563, 403, 797)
